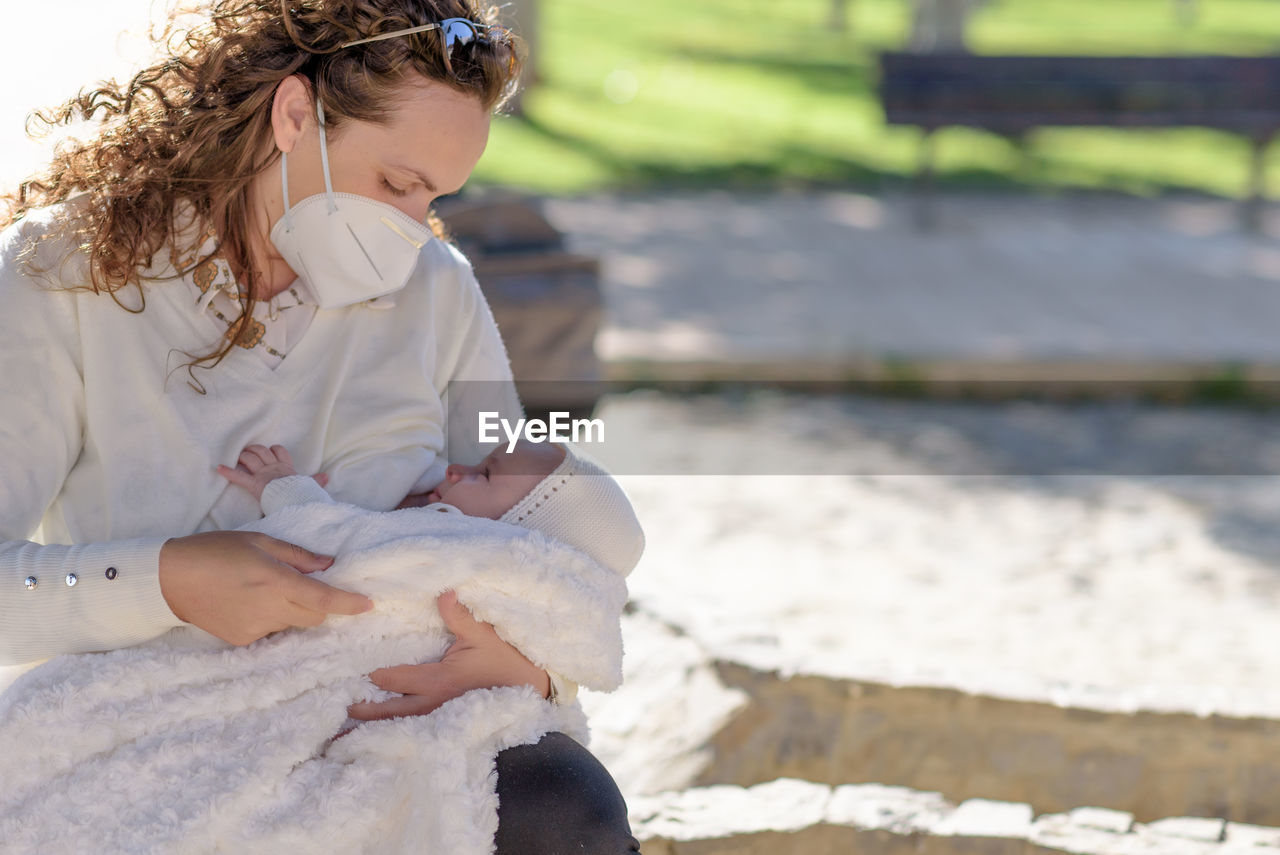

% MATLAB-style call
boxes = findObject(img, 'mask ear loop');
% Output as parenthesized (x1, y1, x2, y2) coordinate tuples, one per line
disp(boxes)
(279, 150, 293, 233)
(315, 99, 338, 214)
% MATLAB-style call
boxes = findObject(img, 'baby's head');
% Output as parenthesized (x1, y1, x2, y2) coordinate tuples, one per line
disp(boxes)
(424, 441, 564, 520)
(426, 441, 645, 576)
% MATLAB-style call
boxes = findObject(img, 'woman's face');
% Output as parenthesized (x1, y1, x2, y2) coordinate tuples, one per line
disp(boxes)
(251, 73, 490, 289)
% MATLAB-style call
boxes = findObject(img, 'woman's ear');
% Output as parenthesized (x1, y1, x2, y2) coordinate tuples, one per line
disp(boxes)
(270, 74, 313, 154)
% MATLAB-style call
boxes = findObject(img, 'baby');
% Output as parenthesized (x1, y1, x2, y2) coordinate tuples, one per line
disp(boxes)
(218, 439, 645, 705)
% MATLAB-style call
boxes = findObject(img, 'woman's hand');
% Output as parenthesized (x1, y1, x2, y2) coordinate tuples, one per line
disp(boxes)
(347, 590, 550, 721)
(159, 531, 373, 645)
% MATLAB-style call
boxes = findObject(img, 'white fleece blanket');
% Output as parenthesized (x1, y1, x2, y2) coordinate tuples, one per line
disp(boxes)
(0, 501, 628, 854)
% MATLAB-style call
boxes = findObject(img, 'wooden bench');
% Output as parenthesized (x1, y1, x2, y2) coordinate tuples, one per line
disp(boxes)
(879, 53, 1280, 228)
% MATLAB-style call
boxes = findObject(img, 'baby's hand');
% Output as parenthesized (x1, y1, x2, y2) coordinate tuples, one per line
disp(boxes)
(217, 444, 329, 502)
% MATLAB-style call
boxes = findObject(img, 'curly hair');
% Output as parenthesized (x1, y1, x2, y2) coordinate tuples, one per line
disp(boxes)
(1, 0, 522, 375)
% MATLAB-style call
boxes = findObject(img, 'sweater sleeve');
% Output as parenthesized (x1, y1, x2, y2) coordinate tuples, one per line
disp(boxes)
(417, 247, 524, 492)
(261, 475, 336, 516)
(0, 215, 181, 665)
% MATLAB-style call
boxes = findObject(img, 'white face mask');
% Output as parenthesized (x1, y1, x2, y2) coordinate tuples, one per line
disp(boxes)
(269, 100, 435, 309)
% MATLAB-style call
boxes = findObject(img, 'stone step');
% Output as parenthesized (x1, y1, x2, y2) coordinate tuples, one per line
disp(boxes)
(580, 422, 1280, 827)
(697, 659, 1280, 828)
(583, 610, 1280, 827)
(629, 778, 1280, 855)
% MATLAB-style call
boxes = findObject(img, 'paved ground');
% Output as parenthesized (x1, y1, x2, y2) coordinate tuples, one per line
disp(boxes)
(541, 193, 1280, 792)
(546, 193, 1280, 380)
(582, 391, 1280, 800)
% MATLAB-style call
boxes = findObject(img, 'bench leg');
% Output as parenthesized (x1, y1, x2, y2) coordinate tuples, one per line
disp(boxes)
(1012, 133, 1036, 185)
(1243, 134, 1271, 234)
(913, 129, 937, 230)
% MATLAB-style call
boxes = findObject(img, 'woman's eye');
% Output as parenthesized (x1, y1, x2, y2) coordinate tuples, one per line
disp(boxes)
(380, 177, 410, 197)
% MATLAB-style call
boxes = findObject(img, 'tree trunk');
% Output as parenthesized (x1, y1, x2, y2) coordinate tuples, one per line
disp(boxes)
(909, 0, 983, 52)
(829, 0, 852, 31)
(504, 0, 539, 114)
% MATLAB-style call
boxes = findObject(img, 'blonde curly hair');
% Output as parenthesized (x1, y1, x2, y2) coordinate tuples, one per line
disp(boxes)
(3, 0, 522, 373)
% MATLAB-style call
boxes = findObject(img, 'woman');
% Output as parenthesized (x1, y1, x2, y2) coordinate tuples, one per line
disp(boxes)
(0, 1, 638, 851)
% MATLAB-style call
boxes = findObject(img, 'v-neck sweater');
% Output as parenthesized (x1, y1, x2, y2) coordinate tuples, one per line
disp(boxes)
(0, 203, 522, 664)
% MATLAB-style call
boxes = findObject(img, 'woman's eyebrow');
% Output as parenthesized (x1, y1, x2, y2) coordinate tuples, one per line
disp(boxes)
(390, 162, 439, 193)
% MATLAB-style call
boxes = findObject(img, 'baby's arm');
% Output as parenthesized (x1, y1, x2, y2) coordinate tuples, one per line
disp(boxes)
(217, 445, 333, 514)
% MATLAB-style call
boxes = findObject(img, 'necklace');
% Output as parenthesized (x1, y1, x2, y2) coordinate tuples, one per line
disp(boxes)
(202, 285, 306, 360)
(171, 230, 309, 360)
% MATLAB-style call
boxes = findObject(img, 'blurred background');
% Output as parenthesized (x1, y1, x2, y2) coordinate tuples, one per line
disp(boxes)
(486, 0, 1280, 198)
(8, 2, 1280, 851)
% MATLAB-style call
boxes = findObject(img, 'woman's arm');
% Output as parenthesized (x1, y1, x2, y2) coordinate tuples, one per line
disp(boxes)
(0, 218, 180, 663)
(0, 540, 177, 665)
(0, 217, 371, 663)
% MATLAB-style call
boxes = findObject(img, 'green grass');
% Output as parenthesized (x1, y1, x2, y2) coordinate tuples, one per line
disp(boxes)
(471, 0, 1280, 197)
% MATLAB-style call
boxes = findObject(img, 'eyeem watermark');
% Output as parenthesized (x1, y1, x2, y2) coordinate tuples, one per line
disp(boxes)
(479, 411, 605, 452)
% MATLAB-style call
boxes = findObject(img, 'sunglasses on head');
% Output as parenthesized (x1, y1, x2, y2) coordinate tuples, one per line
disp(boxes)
(340, 17, 493, 55)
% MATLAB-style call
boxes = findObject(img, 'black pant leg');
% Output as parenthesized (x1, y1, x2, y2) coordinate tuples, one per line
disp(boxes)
(493, 731, 642, 855)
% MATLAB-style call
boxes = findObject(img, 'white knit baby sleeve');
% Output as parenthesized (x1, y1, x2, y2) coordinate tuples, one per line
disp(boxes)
(261, 476, 335, 516)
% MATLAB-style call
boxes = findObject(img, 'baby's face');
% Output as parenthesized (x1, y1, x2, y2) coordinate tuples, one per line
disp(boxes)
(425, 441, 565, 519)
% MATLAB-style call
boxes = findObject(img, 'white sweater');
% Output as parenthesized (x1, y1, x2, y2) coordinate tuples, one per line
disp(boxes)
(0, 203, 522, 665)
